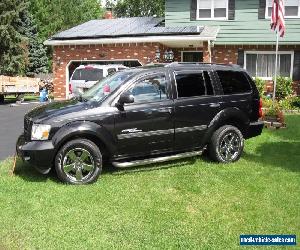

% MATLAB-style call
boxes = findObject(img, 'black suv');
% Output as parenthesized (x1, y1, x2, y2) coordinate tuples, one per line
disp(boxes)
(17, 63, 264, 184)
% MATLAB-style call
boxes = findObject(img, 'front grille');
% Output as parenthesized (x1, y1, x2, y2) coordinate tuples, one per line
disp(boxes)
(24, 116, 32, 141)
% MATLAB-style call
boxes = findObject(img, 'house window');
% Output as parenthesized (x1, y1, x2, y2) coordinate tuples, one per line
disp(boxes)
(197, 0, 228, 19)
(181, 51, 203, 62)
(266, 0, 300, 18)
(245, 51, 293, 79)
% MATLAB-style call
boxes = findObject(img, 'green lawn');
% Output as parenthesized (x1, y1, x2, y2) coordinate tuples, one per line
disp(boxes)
(0, 116, 299, 249)
(3, 94, 39, 103)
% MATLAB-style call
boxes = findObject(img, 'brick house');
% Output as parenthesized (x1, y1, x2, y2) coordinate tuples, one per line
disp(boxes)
(45, 17, 218, 99)
(45, 0, 300, 99)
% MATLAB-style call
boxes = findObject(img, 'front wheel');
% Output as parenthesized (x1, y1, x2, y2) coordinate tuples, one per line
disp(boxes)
(208, 125, 244, 163)
(55, 139, 102, 184)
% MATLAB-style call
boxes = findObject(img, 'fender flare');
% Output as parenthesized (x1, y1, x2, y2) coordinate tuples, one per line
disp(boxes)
(202, 107, 250, 146)
(51, 121, 116, 155)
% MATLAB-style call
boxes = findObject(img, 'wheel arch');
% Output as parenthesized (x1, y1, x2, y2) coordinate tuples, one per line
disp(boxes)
(202, 107, 250, 146)
(52, 121, 116, 163)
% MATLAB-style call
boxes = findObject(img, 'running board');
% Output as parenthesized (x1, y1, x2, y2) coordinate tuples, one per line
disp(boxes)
(112, 150, 203, 168)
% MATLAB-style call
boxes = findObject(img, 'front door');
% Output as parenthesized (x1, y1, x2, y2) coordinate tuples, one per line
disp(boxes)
(182, 52, 203, 62)
(114, 73, 174, 158)
(173, 70, 222, 150)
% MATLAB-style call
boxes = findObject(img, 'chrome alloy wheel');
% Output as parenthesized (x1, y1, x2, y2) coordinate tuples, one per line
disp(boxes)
(62, 148, 95, 182)
(218, 131, 241, 162)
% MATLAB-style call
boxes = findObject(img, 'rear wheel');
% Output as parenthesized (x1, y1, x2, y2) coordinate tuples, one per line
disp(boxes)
(209, 125, 244, 163)
(55, 139, 102, 184)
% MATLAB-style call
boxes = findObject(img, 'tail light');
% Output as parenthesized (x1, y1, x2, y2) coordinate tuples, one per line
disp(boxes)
(258, 98, 263, 118)
(69, 83, 72, 94)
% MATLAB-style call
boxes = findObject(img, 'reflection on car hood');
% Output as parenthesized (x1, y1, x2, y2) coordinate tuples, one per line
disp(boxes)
(26, 99, 90, 123)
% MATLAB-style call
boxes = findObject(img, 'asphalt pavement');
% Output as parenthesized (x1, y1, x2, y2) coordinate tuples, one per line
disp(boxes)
(0, 102, 40, 160)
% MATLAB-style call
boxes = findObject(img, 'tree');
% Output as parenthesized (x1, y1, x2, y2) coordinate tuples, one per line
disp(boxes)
(0, 0, 27, 76)
(29, 0, 104, 42)
(114, 0, 165, 17)
(19, 5, 48, 76)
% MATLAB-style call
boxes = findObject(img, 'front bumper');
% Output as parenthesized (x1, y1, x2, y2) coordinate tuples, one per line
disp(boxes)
(16, 134, 55, 174)
(245, 121, 264, 139)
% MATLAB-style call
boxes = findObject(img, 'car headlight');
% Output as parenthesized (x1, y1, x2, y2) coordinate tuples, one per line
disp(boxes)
(31, 124, 51, 141)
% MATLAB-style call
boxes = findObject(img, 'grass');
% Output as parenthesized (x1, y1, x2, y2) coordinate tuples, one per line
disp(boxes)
(0, 115, 299, 249)
(3, 94, 39, 104)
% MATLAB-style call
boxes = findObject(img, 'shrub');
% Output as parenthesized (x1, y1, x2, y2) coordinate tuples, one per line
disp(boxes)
(290, 96, 300, 109)
(254, 77, 266, 96)
(274, 76, 293, 100)
(278, 96, 300, 111)
(279, 98, 293, 110)
(262, 97, 273, 109)
(264, 101, 281, 116)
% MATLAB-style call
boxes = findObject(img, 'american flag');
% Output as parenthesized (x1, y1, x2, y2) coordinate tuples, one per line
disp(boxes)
(270, 0, 286, 37)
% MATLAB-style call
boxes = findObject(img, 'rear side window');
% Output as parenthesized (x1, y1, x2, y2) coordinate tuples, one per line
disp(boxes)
(217, 70, 251, 95)
(72, 68, 103, 81)
(175, 72, 214, 98)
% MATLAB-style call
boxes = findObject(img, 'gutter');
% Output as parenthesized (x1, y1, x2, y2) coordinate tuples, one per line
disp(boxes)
(44, 35, 217, 46)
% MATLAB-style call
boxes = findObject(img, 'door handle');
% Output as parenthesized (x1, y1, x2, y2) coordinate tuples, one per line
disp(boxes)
(209, 103, 220, 108)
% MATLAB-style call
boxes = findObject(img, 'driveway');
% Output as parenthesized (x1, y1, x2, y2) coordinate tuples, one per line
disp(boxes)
(0, 103, 40, 160)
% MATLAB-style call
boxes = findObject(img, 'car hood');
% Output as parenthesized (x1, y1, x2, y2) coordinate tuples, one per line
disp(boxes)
(26, 99, 91, 123)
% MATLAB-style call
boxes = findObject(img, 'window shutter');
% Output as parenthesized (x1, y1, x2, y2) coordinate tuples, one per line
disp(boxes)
(237, 50, 244, 67)
(228, 0, 235, 20)
(293, 51, 300, 81)
(258, 0, 266, 19)
(190, 0, 197, 21)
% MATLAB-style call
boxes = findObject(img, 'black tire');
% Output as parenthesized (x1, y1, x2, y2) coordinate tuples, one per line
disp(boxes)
(208, 125, 244, 163)
(55, 139, 102, 184)
(0, 94, 4, 104)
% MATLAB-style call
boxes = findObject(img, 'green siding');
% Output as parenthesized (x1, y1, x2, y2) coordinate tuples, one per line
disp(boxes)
(165, 0, 300, 45)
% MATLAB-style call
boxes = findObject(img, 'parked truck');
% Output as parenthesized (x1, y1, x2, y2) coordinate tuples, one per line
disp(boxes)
(0, 75, 40, 103)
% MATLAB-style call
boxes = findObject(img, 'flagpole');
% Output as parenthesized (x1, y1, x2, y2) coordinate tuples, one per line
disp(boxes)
(273, 29, 279, 101)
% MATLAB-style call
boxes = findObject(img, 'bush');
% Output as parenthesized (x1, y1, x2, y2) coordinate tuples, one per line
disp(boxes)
(274, 76, 293, 100)
(264, 101, 281, 116)
(290, 96, 300, 109)
(279, 98, 293, 110)
(254, 77, 266, 96)
(278, 96, 300, 111)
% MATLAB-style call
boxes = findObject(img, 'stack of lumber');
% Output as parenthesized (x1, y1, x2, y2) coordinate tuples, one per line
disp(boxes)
(0, 75, 40, 94)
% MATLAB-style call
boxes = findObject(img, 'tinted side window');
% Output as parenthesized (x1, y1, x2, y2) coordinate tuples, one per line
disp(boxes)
(217, 70, 251, 95)
(129, 75, 167, 103)
(175, 73, 206, 98)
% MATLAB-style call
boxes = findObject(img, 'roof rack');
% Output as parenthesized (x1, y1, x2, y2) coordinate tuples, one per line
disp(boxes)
(165, 62, 241, 68)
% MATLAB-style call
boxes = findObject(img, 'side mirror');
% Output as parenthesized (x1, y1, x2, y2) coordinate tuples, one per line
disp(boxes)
(115, 91, 134, 110)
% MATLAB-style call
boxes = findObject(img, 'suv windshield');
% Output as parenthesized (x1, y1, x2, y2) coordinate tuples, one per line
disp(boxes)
(82, 71, 134, 102)
(72, 68, 104, 81)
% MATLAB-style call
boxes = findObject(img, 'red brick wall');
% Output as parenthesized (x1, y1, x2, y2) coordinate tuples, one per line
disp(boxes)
(52, 42, 210, 99)
(53, 43, 165, 99)
(52, 42, 299, 99)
